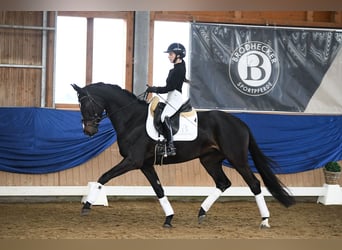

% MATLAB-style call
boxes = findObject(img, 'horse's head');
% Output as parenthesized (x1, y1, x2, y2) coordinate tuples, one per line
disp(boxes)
(71, 84, 105, 137)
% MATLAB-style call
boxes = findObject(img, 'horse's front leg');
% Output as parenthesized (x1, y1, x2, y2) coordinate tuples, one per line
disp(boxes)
(81, 182, 104, 215)
(140, 165, 174, 228)
(81, 157, 139, 215)
(198, 153, 231, 224)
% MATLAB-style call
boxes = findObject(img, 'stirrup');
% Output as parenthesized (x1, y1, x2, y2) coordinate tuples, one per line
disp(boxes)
(166, 144, 176, 156)
(162, 141, 176, 157)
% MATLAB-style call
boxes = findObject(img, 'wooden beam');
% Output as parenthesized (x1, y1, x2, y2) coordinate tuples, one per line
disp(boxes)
(148, 12, 155, 88)
(45, 11, 56, 107)
(333, 11, 342, 24)
(85, 18, 93, 84)
(234, 11, 242, 19)
(125, 12, 134, 92)
(151, 11, 342, 28)
(306, 11, 314, 22)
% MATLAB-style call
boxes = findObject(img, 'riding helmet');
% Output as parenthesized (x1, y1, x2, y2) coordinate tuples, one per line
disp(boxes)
(164, 43, 186, 58)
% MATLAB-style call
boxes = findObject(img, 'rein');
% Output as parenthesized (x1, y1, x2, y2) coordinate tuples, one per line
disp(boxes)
(80, 91, 148, 123)
(105, 91, 147, 119)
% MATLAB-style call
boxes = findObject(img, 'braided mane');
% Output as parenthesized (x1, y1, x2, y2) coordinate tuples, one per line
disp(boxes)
(86, 82, 147, 105)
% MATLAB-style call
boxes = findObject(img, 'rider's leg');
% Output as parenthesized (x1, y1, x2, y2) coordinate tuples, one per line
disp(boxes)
(160, 90, 182, 157)
(162, 116, 176, 156)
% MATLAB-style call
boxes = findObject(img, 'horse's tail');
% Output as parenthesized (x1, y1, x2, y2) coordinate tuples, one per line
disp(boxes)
(248, 129, 296, 207)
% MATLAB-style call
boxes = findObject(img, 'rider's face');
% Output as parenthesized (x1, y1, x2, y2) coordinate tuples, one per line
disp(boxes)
(168, 52, 176, 63)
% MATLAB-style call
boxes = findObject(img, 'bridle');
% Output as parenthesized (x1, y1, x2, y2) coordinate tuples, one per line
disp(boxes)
(79, 94, 107, 131)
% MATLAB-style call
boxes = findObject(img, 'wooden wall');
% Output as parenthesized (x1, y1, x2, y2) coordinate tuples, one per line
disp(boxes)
(1, 142, 341, 187)
(0, 11, 341, 188)
(150, 11, 342, 27)
(0, 12, 42, 107)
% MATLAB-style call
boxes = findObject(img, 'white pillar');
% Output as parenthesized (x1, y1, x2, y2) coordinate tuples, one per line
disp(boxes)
(317, 184, 342, 205)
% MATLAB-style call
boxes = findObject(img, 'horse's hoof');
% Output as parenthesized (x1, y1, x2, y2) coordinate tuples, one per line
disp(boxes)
(163, 214, 173, 228)
(198, 214, 206, 224)
(198, 207, 206, 224)
(80, 208, 91, 216)
(163, 223, 173, 228)
(259, 218, 271, 229)
(260, 223, 271, 229)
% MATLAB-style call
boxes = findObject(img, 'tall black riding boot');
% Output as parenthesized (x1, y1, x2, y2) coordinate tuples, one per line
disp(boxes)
(162, 116, 176, 156)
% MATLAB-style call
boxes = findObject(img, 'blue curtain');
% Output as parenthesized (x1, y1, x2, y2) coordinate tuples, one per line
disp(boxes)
(225, 113, 342, 174)
(0, 108, 341, 174)
(0, 107, 116, 174)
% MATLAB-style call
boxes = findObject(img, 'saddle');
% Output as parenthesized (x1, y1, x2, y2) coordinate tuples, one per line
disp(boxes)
(149, 97, 193, 135)
(146, 96, 198, 142)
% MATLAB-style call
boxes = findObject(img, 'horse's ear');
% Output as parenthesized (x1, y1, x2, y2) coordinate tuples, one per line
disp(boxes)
(71, 83, 81, 92)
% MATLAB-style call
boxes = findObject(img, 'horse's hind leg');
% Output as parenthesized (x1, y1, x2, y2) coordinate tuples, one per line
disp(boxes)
(233, 162, 271, 228)
(198, 152, 231, 224)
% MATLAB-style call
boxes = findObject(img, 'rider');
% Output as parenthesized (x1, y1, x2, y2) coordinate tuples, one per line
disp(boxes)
(146, 42, 187, 156)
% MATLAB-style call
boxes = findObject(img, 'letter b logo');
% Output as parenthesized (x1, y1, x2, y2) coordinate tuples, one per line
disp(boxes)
(238, 51, 270, 87)
(229, 41, 279, 96)
(245, 53, 266, 81)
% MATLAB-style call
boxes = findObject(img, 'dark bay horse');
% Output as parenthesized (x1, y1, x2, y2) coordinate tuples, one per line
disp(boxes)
(72, 82, 295, 228)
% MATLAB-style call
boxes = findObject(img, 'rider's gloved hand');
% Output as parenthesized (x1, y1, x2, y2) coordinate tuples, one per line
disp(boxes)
(146, 86, 158, 93)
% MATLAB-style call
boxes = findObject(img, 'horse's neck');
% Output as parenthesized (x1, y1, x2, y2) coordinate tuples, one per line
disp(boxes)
(107, 98, 146, 132)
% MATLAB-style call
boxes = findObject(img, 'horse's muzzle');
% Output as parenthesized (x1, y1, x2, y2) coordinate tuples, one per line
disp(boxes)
(83, 122, 99, 136)
(84, 127, 98, 136)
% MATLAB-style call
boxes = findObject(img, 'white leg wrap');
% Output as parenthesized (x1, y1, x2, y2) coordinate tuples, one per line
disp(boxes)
(159, 196, 174, 216)
(255, 193, 270, 218)
(201, 188, 223, 212)
(86, 182, 103, 204)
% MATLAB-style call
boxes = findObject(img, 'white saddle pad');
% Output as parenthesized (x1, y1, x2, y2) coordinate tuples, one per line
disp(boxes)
(146, 97, 198, 141)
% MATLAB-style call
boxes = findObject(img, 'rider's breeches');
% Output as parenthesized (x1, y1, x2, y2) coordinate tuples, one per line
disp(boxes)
(161, 90, 183, 122)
